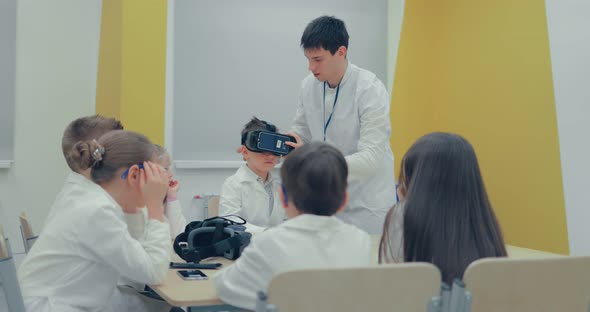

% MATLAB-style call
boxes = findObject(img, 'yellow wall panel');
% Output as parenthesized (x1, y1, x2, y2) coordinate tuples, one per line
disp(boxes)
(391, 0, 568, 254)
(96, 0, 167, 146)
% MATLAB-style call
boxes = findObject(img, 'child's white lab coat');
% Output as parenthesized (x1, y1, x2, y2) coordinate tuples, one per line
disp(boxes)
(214, 214, 371, 310)
(110, 200, 188, 312)
(18, 172, 171, 312)
(219, 164, 286, 228)
(380, 203, 405, 263)
(125, 199, 187, 240)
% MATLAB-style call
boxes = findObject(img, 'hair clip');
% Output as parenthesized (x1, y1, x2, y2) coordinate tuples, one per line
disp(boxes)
(92, 146, 105, 161)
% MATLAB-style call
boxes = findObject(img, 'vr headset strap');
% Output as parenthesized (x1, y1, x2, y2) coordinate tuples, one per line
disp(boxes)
(213, 232, 242, 255)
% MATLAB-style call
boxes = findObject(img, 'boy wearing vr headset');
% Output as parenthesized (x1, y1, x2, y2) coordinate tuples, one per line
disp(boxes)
(215, 142, 371, 310)
(218, 117, 287, 230)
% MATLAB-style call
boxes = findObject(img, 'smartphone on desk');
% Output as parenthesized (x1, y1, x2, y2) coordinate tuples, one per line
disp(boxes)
(177, 270, 208, 280)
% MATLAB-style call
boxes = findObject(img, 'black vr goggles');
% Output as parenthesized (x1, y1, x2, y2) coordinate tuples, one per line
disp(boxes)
(173, 216, 252, 263)
(241, 130, 296, 156)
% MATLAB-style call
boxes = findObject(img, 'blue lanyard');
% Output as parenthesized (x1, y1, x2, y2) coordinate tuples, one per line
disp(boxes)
(323, 81, 341, 142)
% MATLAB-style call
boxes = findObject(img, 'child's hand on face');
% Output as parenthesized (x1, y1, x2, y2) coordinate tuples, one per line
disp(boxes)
(140, 161, 169, 221)
(167, 179, 180, 198)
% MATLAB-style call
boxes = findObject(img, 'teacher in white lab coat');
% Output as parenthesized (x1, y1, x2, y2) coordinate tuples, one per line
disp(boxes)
(287, 16, 396, 234)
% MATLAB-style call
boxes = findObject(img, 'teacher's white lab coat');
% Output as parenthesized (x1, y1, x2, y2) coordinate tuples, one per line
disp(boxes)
(215, 214, 372, 311)
(18, 172, 171, 312)
(291, 62, 396, 234)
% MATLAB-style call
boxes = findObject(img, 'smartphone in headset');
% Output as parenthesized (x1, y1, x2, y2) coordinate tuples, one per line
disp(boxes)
(177, 269, 208, 280)
(257, 132, 295, 155)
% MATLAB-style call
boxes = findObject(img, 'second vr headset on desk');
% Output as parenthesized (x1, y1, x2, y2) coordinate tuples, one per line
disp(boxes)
(241, 130, 296, 156)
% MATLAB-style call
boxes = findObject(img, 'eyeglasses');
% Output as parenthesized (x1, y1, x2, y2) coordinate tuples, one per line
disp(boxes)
(121, 164, 144, 179)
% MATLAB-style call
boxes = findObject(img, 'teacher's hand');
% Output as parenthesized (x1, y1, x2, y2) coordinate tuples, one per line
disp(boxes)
(285, 132, 304, 150)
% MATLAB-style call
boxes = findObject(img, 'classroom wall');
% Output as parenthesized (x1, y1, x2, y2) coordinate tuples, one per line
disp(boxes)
(0, 0, 102, 260)
(390, 0, 569, 254)
(0, 0, 16, 165)
(545, 0, 590, 255)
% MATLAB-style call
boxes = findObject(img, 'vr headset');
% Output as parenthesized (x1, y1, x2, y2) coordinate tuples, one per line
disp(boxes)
(173, 216, 252, 263)
(241, 118, 296, 157)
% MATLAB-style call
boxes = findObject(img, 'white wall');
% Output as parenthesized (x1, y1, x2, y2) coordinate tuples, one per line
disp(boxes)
(387, 0, 405, 95)
(545, 0, 590, 255)
(0, 0, 16, 165)
(0, 0, 102, 261)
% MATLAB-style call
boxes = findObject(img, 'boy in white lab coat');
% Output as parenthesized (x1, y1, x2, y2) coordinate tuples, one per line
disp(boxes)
(219, 117, 286, 230)
(215, 142, 372, 311)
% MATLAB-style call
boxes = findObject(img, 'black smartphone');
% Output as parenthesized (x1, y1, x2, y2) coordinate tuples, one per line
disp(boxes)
(169, 262, 222, 270)
(177, 269, 208, 280)
(257, 132, 295, 156)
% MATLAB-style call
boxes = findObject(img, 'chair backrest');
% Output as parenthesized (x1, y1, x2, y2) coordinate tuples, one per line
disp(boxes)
(19, 213, 34, 240)
(267, 263, 442, 312)
(0, 234, 26, 312)
(207, 196, 220, 218)
(464, 256, 590, 312)
(19, 212, 37, 253)
(0, 225, 10, 258)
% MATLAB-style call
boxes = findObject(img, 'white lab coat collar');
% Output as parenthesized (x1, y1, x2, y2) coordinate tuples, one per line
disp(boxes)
(66, 171, 99, 188)
(234, 163, 277, 185)
(323, 60, 352, 89)
(44, 172, 103, 224)
(281, 214, 343, 232)
(339, 60, 352, 88)
(66, 171, 125, 220)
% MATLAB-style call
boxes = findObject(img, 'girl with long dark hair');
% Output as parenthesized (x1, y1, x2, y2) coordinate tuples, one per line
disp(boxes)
(379, 132, 507, 284)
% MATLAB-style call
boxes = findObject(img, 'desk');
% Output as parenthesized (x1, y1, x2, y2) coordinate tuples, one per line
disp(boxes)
(150, 256, 232, 309)
(506, 245, 562, 259)
(151, 235, 562, 310)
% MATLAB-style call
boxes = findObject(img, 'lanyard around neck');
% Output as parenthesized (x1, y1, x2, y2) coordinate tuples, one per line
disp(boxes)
(323, 81, 341, 142)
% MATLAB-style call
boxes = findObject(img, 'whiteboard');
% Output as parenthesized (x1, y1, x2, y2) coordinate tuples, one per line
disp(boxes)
(171, 0, 388, 167)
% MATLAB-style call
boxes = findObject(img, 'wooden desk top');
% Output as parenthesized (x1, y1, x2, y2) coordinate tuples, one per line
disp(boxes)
(506, 245, 563, 259)
(151, 235, 562, 307)
(150, 255, 233, 307)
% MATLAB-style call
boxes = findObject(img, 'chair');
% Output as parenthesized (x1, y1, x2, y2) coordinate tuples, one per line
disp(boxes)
(205, 195, 220, 218)
(257, 263, 442, 312)
(19, 212, 37, 253)
(0, 231, 26, 312)
(463, 256, 590, 312)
